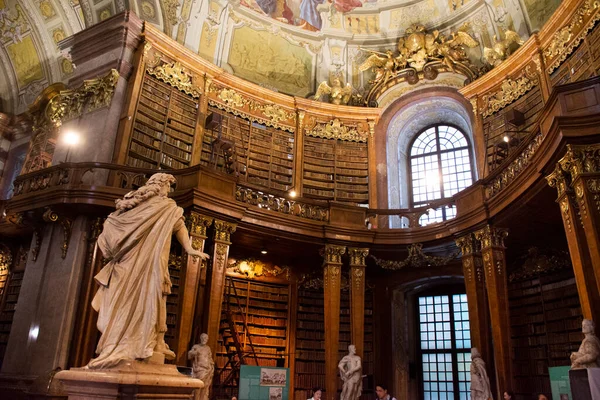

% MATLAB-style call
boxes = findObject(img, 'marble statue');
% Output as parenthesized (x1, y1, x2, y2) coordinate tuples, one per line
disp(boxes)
(470, 348, 493, 400)
(87, 173, 209, 369)
(571, 319, 600, 369)
(189, 333, 215, 400)
(338, 344, 362, 400)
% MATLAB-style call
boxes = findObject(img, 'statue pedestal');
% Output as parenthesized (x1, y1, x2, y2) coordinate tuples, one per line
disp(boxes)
(569, 368, 600, 400)
(55, 360, 204, 400)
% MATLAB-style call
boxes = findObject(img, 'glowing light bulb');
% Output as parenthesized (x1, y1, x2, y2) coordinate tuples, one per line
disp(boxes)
(503, 135, 510, 143)
(289, 190, 297, 198)
(63, 131, 80, 146)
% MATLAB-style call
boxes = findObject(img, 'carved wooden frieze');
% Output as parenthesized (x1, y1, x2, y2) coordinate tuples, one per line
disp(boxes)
(304, 117, 370, 142)
(481, 64, 538, 117)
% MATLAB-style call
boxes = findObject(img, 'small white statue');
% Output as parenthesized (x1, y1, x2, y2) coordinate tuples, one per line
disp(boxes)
(338, 344, 362, 400)
(87, 173, 209, 369)
(571, 319, 600, 369)
(189, 333, 215, 400)
(470, 348, 493, 400)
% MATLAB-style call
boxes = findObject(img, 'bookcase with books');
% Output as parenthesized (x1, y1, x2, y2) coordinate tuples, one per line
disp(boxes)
(127, 73, 198, 169)
(302, 136, 368, 204)
(215, 277, 290, 398)
(294, 288, 325, 400)
(0, 269, 24, 367)
(362, 289, 374, 400)
(201, 107, 295, 192)
(164, 253, 185, 353)
(509, 268, 582, 396)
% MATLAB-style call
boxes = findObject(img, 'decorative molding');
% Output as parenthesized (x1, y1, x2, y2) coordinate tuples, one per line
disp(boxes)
(455, 234, 479, 257)
(305, 118, 368, 143)
(546, 163, 571, 198)
(544, 0, 600, 74)
(227, 258, 291, 280)
(370, 243, 458, 270)
(214, 243, 228, 270)
(147, 61, 202, 98)
(42, 207, 72, 259)
(474, 225, 508, 250)
(348, 247, 369, 266)
(486, 131, 543, 199)
(185, 213, 213, 238)
(481, 65, 538, 117)
(558, 143, 600, 180)
(213, 219, 237, 243)
(48, 69, 120, 126)
(236, 186, 329, 222)
(320, 244, 346, 265)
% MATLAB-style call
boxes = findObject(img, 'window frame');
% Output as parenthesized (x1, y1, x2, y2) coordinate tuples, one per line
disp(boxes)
(414, 285, 471, 400)
(407, 124, 475, 220)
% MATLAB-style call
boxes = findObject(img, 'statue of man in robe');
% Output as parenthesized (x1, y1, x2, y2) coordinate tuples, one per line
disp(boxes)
(571, 319, 600, 369)
(87, 173, 209, 369)
(470, 348, 492, 400)
(189, 333, 215, 400)
(338, 344, 362, 400)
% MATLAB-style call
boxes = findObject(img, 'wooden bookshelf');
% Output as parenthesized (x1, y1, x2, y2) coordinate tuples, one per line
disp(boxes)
(216, 277, 290, 398)
(0, 270, 24, 367)
(509, 269, 582, 397)
(294, 288, 325, 400)
(127, 73, 198, 169)
(302, 136, 368, 204)
(165, 253, 186, 355)
(362, 289, 374, 400)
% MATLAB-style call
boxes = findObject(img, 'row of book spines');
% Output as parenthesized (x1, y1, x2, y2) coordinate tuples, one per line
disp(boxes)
(228, 280, 289, 294)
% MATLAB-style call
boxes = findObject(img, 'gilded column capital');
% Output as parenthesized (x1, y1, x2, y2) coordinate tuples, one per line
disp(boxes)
(559, 144, 600, 180)
(455, 234, 481, 256)
(186, 213, 213, 238)
(474, 225, 508, 250)
(213, 220, 237, 242)
(546, 163, 571, 198)
(320, 244, 346, 265)
(367, 120, 376, 139)
(348, 247, 369, 267)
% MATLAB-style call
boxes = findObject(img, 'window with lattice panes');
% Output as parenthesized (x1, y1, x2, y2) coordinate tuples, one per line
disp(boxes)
(409, 125, 474, 225)
(418, 294, 471, 400)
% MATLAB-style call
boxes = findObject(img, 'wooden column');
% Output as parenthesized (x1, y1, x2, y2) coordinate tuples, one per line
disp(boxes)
(294, 111, 305, 195)
(205, 220, 237, 354)
(455, 234, 491, 363)
(176, 212, 213, 365)
(322, 244, 345, 400)
(474, 225, 512, 398)
(469, 96, 487, 178)
(348, 247, 369, 358)
(559, 144, 600, 300)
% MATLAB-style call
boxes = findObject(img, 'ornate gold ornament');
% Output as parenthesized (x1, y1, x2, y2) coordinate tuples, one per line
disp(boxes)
(42, 207, 72, 259)
(348, 247, 369, 266)
(483, 30, 524, 67)
(474, 225, 508, 250)
(546, 163, 571, 198)
(185, 213, 213, 238)
(486, 131, 543, 199)
(236, 186, 329, 222)
(146, 61, 202, 98)
(162, 0, 180, 26)
(228, 258, 291, 280)
(314, 74, 361, 106)
(370, 243, 458, 270)
(47, 69, 120, 126)
(213, 220, 237, 243)
(508, 247, 571, 282)
(320, 245, 346, 265)
(455, 234, 480, 257)
(481, 66, 538, 117)
(214, 243, 228, 270)
(558, 143, 600, 180)
(305, 118, 368, 143)
(544, 0, 600, 73)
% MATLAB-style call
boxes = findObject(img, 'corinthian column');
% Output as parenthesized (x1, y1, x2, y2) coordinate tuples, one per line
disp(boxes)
(474, 225, 511, 398)
(322, 244, 345, 400)
(205, 220, 237, 353)
(348, 247, 369, 358)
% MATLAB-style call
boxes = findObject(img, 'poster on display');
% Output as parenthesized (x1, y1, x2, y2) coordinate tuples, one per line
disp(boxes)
(239, 365, 289, 400)
(549, 366, 573, 400)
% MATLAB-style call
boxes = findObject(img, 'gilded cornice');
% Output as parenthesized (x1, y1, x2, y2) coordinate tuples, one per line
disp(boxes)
(48, 69, 120, 126)
(304, 118, 369, 143)
(544, 0, 600, 74)
(207, 81, 296, 132)
(481, 65, 538, 117)
(147, 60, 203, 98)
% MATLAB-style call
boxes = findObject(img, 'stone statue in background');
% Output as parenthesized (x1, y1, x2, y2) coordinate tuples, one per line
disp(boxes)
(87, 173, 210, 369)
(571, 319, 600, 369)
(470, 348, 493, 400)
(189, 333, 215, 400)
(338, 344, 362, 400)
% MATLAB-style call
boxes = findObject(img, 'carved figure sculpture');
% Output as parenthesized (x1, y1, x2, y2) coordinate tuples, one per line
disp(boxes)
(338, 344, 362, 400)
(484, 30, 524, 67)
(314, 75, 354, 105)
(358, 50, 397, 85)
(470, 348, 492, 400)
(571, 319, 600, 369)
(189, 333, 215, 400)
(87, 173, 209, 369)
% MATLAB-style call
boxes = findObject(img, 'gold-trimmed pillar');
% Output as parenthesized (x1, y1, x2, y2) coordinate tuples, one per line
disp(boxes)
(176, 212, 213, 365)
(205, 219, 237, 353)
(474, 225, 512, 398)
(455, 234, 490, 363)
(348, 247, 369, 358)
(322, 244, 345, 400)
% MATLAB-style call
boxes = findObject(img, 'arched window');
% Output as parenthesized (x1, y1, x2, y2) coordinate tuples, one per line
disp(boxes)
(409, 125, 474, 225)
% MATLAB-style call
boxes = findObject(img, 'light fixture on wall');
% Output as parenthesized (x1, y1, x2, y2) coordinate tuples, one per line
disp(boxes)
(62, 130, 81, 162)
(260, 248, 268, 255)
(288, 189, 297, 198)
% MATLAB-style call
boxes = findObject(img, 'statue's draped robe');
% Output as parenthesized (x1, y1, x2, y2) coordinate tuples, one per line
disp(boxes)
(88, 197, 184, 369)
(470, 358, 492, 400)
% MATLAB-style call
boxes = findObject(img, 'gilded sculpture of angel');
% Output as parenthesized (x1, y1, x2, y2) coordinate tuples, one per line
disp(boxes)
(437, 30, 479, 72)
(314, 76, 354, 105)
(484, 30, 524, 67)
(358, 49, 400, 85)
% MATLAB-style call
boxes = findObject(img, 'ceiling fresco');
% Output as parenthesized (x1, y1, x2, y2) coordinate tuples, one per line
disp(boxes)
(0, 0, 563, 114)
